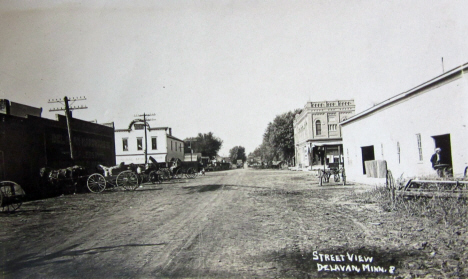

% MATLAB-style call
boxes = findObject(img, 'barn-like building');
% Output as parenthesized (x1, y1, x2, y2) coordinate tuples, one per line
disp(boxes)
(341, 63, 468, 184)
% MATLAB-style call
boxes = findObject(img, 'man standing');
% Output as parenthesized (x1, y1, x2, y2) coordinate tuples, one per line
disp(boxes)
(430, 147, 441, 168)
(430, 147, 443, 176)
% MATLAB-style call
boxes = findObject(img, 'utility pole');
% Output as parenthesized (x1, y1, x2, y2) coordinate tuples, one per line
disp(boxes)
(49, 96, 87, 162)
(134, 113, 155, 164)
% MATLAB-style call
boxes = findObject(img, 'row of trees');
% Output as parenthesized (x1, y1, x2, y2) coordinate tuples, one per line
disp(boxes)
(248, 109, 302, 165)
(183, 108, 299, 167)
(184, 132, 223, 159)
(184, 133, 247, 165)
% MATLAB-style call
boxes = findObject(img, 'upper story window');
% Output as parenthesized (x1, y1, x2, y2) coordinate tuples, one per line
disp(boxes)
(316, 120, 321, 135)
(171, 141, 173, 151)
(328, 124, 337, 131)
(137, 138, 143, 151)
(134, 124, 145, 130)
(152, 137, 157, 150)
(122, 138, 128, 151)
(179, 143, 182, 152)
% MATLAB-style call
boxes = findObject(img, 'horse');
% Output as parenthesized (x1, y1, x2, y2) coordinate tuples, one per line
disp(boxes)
(39, 165, 87, 195)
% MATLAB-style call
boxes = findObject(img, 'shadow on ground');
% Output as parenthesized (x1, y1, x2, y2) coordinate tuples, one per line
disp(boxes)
(1, 243, 166, 275)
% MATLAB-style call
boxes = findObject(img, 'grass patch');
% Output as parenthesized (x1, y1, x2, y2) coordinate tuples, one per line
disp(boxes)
(355, 186, 468, 228)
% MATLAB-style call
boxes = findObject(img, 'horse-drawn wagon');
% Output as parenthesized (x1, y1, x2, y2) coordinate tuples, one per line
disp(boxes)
(86, 156, 162, 193)
(318, 163, 346, 186)
(0, 181, 26, 212)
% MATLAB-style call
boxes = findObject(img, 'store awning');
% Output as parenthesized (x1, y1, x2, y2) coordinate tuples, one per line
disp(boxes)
(310, 141, 343, 147)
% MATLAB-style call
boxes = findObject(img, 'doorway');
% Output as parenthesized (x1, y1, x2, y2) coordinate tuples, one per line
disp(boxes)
(361, 145, 375, 174)
(432, 134, 452, 167)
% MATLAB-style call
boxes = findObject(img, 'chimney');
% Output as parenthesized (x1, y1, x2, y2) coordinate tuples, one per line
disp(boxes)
(169, 128, 172, 136)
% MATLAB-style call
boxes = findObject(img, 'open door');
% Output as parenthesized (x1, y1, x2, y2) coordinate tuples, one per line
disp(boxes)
(432, 134, 452, 167)
(361, 145, 375, 174)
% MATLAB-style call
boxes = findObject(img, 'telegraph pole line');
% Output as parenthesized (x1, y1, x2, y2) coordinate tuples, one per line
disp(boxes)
(49, 96, 87, 162)
(134, 113, 155, 164)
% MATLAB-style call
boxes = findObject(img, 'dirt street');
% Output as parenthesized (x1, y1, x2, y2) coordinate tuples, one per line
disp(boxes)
(0, 169, 466, 278)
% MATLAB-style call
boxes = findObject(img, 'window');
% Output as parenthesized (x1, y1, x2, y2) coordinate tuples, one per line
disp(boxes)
(171, 141, 173, 151)
(328, 124, 337, 131)
(134, 124, 145, 130)
(152, 137, 157, 150)
(137, 138, 143, 151)
(316, 120, 321, 135)
(416, 134, 423, 161)
(179, 143, 182, 152)
(122, 138, 128, 151)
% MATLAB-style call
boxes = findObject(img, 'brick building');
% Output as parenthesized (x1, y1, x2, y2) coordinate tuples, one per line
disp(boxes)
(0, 99, 115, 197)
(293, 100, 355, 169)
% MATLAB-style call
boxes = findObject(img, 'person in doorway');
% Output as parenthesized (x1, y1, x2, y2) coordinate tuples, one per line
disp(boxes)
(430, 147, 441, 169)
(430, 147, 446, 177)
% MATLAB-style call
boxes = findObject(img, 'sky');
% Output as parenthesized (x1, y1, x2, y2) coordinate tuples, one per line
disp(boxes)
(1, 0, 467, 156)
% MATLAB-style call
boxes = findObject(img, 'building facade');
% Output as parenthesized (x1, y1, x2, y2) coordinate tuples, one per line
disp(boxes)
(115, 121, 184, 165)
(293, 100, 355, 169)
(0, 99, 115, 198)
(341, 63, 468, 184)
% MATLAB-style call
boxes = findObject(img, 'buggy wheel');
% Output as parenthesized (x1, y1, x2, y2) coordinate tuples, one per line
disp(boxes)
(87, 173, 106, 193)
(174, 168, 183, 179)
(0, 181, 24, 213)
(149, 171, 161, 184)
(186, 168, 196, 179)
(117, 171, 139, 190)
(334, 172, 341, 182)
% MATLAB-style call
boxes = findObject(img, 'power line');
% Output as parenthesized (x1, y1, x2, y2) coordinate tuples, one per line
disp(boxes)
(134, 112, 156, 164)
(48, 96, 87, 161)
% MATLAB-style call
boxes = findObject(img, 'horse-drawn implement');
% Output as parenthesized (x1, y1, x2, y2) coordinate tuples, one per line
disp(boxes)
(87, 156, 162, 193)
(0, 181, 26, 212)
(318, 163, 346, 186)
(170, 158, 197, 179)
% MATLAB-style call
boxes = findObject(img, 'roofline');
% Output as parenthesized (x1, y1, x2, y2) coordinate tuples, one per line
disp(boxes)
(341, 62, 468, 126)
(115, 126, 169, 132)
(167, 134, 183, 142)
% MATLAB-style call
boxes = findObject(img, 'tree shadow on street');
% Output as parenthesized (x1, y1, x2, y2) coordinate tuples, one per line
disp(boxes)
(1, 242, 166, 275)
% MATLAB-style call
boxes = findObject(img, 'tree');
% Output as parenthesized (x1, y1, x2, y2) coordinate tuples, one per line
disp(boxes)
(229, 146, 246, 164)
(267, 109, 301, 163)
(185, 132, 223, 158)
(252, 108, 302, 165)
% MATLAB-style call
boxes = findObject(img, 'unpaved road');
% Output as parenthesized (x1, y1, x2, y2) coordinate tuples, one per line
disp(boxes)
(1, 169, 466, 278)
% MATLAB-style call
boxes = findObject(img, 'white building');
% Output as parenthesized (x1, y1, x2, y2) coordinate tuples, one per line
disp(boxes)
(341, 63, 468, 184)
(115, 120, 185, 165)
(293, 100, 355, 169)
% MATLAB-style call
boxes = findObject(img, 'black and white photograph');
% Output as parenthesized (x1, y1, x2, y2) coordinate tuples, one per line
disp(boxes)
(1, 1, 467, 278)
